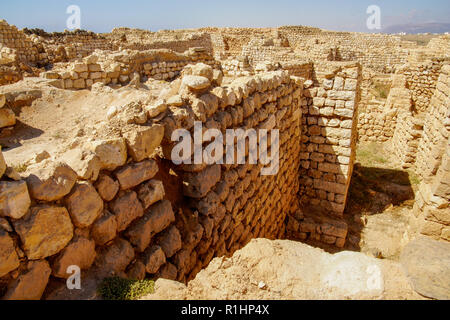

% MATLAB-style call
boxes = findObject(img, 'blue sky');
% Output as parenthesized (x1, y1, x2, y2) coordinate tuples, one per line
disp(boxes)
(0, 0, 449, 33)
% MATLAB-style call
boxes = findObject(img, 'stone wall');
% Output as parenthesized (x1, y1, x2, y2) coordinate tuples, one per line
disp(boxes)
(0, 20, 39, 64)
(297, 62, 361, 216)
(41, 48, 220, 90)
(0, 66, 317, 299)
(415, 64, 450, 179)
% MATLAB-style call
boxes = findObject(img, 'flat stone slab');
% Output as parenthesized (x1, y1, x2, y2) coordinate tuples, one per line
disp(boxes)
(400, 236, 450, 300)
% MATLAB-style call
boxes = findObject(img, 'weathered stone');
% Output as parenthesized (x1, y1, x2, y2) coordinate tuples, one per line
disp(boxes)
(94, 174, 119, 201)
(400, 236, 450, 300)
(26, 162, 77, 201)
(13, 206, 73, 260)
(3, 260, 51, 300)
(115, 160, 158, 190)
(0, 108, 16, 128)
(110, 191, 144, 232)
(95, 238, 135, 275)
(61, 148, 101, 181)
(181, 75, 211, 91)
(143, 245, 166, 274)
(125, 200, 174, 252)
(127, 260, 146, 280)
(157, 226, 182, 258)
(155, 262, 178, 281)
(183, 164, 221, 198)
(0, 147, 6, 178)
(65, 181, 104, 228)
(52, 237, 96, 278)
(137, 180, 165, 209)
(0, 181, 31, 219)
(0, 93, 5, 108)
(122, 124, 164, 162)
(89, 138, 127, 171)
(91, 211, 117, 245)
(0, 229, 20, 277)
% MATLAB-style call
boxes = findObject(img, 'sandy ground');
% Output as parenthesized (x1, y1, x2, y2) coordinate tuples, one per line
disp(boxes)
(143, 238, 426, 300)
(0, 78, 166, 169)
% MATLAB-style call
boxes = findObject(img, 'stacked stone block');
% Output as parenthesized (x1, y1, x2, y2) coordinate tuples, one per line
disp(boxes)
(298, 62, 361, 217)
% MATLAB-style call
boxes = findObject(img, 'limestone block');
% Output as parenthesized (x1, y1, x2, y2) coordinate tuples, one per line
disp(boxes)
(13, 206, 73, 260)
(3, 260, 51, 300)
(52, 237, 96, 278)
(91, 211, 117, 246)
(26, 162, 77, 201)
(122, 124, 164, 162)
(115, 160, 158, 190)
(110, 191, 144, 232)
(0, 108, 15, 128)
(0, 181, 30, 219)
(65, 181, 104, 228)
(0, 229, 20, 277)
(125, 200, 174, 252)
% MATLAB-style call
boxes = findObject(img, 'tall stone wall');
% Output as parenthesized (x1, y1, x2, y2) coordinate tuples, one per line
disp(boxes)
(298, 62, 361, 216)
(415, 64, 450, 181)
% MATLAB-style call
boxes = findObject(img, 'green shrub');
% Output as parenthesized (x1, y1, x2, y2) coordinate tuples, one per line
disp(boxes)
(97, 277, 155, 300)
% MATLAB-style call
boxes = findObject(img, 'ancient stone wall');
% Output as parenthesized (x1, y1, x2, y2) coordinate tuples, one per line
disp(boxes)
(298, 62, 361, 217)
(40, 48, 220, 90)
(415, 64, 450, 180)
(0, 20, 39, 64)
(0, 68, 321, 299)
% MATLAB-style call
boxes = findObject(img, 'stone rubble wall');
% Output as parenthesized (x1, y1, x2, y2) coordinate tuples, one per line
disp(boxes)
(400, 59, 444, 113)
(40, 48, 220, 90)
(0, 20, 39, 64)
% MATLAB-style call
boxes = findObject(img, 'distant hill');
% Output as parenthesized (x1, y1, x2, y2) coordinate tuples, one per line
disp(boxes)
(382, 22, 450, 34)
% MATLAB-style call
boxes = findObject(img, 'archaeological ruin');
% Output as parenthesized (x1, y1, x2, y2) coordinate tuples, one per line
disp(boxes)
(0, 18, 448, 300)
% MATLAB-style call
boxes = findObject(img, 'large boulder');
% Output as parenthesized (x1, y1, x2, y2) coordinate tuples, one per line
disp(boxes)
(400, 236, 450, 300)
(26, 162, 77, 201)
(13, 206, 73, 260)
(0, 181, 31, 219)
(65, 181, 104, 228)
